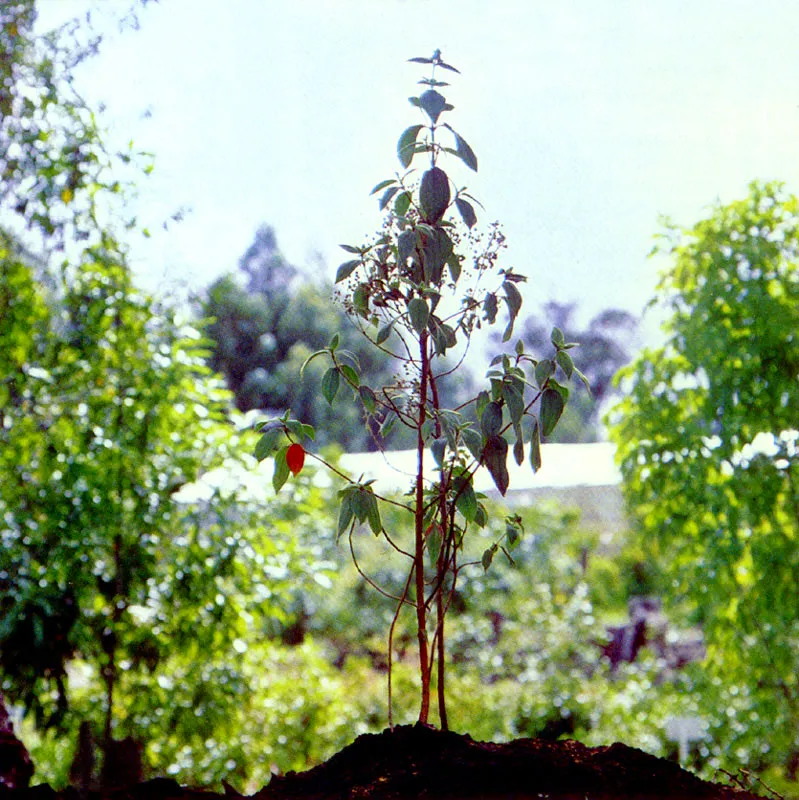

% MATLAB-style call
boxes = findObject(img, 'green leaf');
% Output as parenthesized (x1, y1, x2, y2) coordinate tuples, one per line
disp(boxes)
(454, 475, 477, 522)
(426, 523, 442, 566)
(408, 297, 430, 334)
(446, 252, 461, 283)
(419, 89, 447, 124)
(397, 229, 417, 269)
(339, 363, 360, 388)
(502, 382, 525, 426)
(418, 77, 450, 87)
(556, 349, 574, 378)
(300, 348, 328, 378)
(454, 197, 477, 229)
(436, 59, 460, 74)
(422, 227, 453, 284)
(397, 124, 424, 168)
(513, 434, 524, 466)
(482, 544, 498, 571)
(353, 283, 370, 318)
(483, 434, 510, 495)
(460, 427, 483, 461)
(419, 167, 450, 225)
(339, 244, 361, 254)
(551, 326, 565, 347)
(380, 409, 398, 438)
(529, 418, 542, 473)
(430, 316, 457, 356)
(335, 260, 360, 283)
(574, 366, 592, 394)
(379, 186, 400, 210)
(480, 401, 503, 438)
(272, 447, 290, 492)
(541, 388, 565, 437)
(475, 390, 490, 421)
(337, 493, 354, 540)
(483, 292, 498, 323)
(439, 410, 461, 450)
(365, 492, 382, 535)
(328, 333, 340, 350)
(431, 437, 446, 468)
(359, 385, 377, 415)
(376, 318, 396, 345)
(370, 179, 396, 195)
(443, 125, 478, 171)
(549, 379, 570, 403)
(502, 281, 523, 342)
(254, 427, 282, 461)
(503, 281, 522, 317)
(394, 191, 412, 217)
(535, 359, 555, 387)
(321, 367, 340, 405)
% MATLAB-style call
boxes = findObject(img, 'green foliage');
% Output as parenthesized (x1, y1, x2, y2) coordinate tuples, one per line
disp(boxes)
(0, 4, 333, 787)
(1, 1, 154, 246)
(609, 181, 799, 775)
(199, 226, 411, 451)
(492, 301, 638, 443)
(253, 51, 586, 727)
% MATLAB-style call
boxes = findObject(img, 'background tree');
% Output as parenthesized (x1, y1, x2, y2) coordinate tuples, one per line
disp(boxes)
(493, 301, 637, 442)
(200, 225, 466, 450)
(0, 4, 328, 786)
(609, 181, 799, 782)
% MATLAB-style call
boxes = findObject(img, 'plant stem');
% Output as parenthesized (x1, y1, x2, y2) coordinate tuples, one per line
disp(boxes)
(414, 330, 431, 724)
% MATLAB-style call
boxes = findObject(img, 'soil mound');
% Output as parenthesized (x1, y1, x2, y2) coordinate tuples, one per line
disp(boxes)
(255, 723, 764, 800)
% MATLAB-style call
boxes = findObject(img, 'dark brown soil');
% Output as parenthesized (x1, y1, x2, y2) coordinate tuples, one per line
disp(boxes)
(256, 724, 762, 800)
(3, 724, 767, 800)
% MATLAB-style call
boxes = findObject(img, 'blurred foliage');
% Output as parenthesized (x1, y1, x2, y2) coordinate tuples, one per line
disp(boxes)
(491, 301, 638, 443)
(198, 226, 411, 451)
(0, 0, 331, 787)
(609, 181, 799, 787)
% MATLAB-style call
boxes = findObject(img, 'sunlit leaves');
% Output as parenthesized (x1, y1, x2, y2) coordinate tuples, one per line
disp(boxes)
(337, 483, 382, 537)
(610, 182, 799, 740)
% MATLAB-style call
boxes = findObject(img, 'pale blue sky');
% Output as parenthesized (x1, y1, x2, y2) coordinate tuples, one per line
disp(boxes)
(37, 0, 799, 326)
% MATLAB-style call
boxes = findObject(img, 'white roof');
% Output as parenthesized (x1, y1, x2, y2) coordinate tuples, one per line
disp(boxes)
(340, 442, 620, 496)
(176, 442, 620, 504)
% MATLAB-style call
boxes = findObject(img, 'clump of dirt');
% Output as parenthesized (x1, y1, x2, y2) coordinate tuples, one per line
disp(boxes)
(255, 723, 764, 800)
(3, 724, 767, 800)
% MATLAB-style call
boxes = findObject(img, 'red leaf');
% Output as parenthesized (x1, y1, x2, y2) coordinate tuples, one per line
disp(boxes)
(286, 443, 305, 475)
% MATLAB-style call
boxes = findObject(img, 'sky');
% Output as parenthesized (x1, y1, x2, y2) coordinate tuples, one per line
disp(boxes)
(35, 0, 799, 329)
